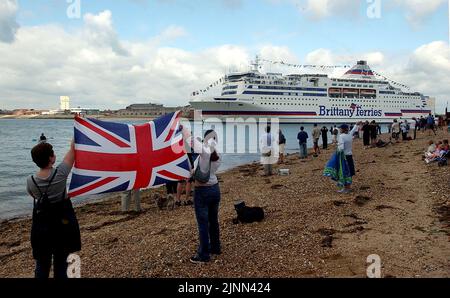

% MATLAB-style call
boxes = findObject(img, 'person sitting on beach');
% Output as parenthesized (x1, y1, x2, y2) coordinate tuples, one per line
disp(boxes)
(297, 126, 308, 159)
(278, 129, 286, 164)
(441, 139, 449, 151)
(27, 141, 81, 279)
(182, 128, 222, 264)
(425, 141, 448, 164)
(426, 140, 436, 154)
(260, 126, 276, 176)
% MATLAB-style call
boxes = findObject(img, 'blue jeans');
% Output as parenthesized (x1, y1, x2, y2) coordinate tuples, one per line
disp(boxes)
(35, 252, 69, 279)
(299, 143, 307, 158)
(194, 183, 221, 260)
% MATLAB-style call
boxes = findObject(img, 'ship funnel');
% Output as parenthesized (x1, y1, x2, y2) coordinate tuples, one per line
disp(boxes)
(342, 60, 375, 79)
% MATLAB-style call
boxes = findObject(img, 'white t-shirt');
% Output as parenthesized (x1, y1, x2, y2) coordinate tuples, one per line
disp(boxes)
(338, 125, 359, 156)
(191, 137, 221, 186)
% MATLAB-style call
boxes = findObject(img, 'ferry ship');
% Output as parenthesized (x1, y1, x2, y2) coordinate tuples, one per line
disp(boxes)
(189, 57, 434, 123)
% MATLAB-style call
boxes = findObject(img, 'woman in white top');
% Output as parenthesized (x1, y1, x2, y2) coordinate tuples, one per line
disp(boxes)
(337, 122, 361, 193)
(182, 128, 221, 264)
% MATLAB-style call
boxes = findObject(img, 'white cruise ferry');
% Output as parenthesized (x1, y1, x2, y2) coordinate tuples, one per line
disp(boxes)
(189, 57, 434, 123)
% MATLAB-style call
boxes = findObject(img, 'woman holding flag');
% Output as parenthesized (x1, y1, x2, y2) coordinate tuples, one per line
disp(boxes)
(182, 128, 222, 264)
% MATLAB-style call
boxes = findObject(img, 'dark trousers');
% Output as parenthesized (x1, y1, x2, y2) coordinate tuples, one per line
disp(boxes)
(194, 183, 221, 260)
(322, 138, 328, 149)
(363, 134, 370, 146)
(35, 252, 69, 279)
(346, 155, 356, 177)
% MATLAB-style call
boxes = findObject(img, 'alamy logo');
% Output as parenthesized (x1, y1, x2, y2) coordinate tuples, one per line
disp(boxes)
(366, 254, 381, 278)
(66, 0, 81, 19)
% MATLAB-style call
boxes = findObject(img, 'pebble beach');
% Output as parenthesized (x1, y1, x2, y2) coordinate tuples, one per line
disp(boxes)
(0, 130, 449, 278)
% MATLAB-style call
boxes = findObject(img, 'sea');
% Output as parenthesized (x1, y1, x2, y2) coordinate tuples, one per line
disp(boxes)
(0, 118, 389, 220)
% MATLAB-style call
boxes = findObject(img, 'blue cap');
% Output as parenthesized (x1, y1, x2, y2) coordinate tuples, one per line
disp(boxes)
(339, 124, 349, 130)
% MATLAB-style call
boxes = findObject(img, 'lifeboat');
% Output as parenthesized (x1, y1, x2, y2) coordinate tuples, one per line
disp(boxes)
(329, 88, 341, 94)
(343, 88, 358, 94)
(360, 89, 376, 94)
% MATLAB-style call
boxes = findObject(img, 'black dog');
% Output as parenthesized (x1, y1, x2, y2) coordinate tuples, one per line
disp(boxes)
(233, 201, 264, 224)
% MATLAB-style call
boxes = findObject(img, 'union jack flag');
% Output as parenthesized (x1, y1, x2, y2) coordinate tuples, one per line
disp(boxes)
(68, 112, 191, 198)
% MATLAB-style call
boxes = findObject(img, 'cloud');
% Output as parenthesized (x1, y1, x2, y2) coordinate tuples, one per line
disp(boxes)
(159, 25, 188, 41)
(392, 0, 446, 26)
(0, 10, 448, 113)
(0, 0, 19, 43)
(83, 10, 128, 56)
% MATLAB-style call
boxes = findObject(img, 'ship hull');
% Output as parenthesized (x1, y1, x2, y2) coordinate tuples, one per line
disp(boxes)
(190, 101, 431, 124)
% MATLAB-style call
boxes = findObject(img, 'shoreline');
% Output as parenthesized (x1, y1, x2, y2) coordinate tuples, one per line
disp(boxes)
(0, 115, 160, 121)
(0, 131, 449, 277)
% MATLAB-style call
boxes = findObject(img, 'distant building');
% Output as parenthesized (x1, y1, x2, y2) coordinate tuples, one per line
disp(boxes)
(70, 107, 100, 115)
(60, 96, 70, 111)
(116, 103, 180, 117)
(12, 109, 47, 116)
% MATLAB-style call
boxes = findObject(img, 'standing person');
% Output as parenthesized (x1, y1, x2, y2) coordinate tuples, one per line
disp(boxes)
(370, 121, 378, 146)
(176, 145, 196, 206)
(420, 116, 426, 133)
(183, 129, 221, 264)
(165, 181, 179, 206)
(321, 126, 329, 150)
(297, 126, 309, 159)
(332, 125, 338, 145)
(260, 126, 276, 176)
(427, 113, 436, 136)
(121, 189, 141, 212)
(27, 141, 81, 279)
(336, 123, 361, 193)
(413, 117, 419, 140)
(278, 129, 286, 164)
(312, 124, 321, 156)
(400, 121, 408, 141)
(376, 123, 382, 135)
(39, 133, 47, 143)
(362, 121, 371, 148)
(391, 119, 400, 142)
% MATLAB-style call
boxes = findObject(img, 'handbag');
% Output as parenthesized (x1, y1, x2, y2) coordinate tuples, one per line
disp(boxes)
(30, 170, 81, 258)
(193, 158, 211, 183)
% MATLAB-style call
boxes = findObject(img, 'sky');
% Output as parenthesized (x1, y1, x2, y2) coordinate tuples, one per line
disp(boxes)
(0, 0, 449, 112)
